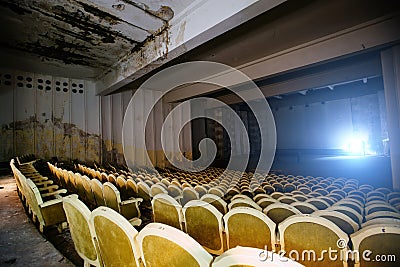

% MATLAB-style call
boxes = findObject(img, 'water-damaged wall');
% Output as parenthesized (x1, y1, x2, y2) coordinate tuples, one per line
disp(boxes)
(0, 68, 192, 167)
(0, 69, 101, 163)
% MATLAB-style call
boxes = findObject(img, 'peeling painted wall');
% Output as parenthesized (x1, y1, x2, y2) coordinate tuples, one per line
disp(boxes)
(0, 68, 101, 162)
(100, 89, 193, 168)
(101, 89, 166, 167)
(0, 68, 192, 167)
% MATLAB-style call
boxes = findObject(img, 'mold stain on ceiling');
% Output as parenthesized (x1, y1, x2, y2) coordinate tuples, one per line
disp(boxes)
(0, 0, 190, 77)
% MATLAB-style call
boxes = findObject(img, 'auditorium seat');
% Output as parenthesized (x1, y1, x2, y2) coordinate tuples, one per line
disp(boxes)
(253, 193, 273, 203)
(228, 198, 262, 211)
(365, 203, 399, 215)
(167, 184, 183, 201)
(263, 203, 302, 224)
(257, 197, 279, 210)
(318, 196, 336, 206)
(278, 215, 349, 267)
(224, 207, 276, 250)
(334, 199, 364, 215)
(365, 211, 400, 221)
(194, 185, 208, 198)
(107, 174, 117, 185)
(24, 178, 67, 233)
(103, 182, 142, 222)
(182, 187, 200, 206)
(137, 223, 213, 267)
(278, 195, 298, 205)
(90, 179, 106, 207)
(151, 193, 183, 230)
(271, 192, 285, 200)
(150, 183, 169, 198)
(62, 195, 102, 267)
(231, 194, 253, 202)
(313, 210, 359, 234)
(327, 206, 363, 226)
(209, 187, 225, 198)
(81, 175, 96, 209)
(183, 200, 225, 255)
(292, 194, 308, 202)
(137, 181, 152, 207)
(305, 198, 331, 210)
(361, 217, 400, 228)
(290, 201, 318, 214)
(200, 193, 228, 215)
(351, 224, 400, 267)
(90, 206, 141, 267)
(126, 179, 138, 198)
(116, 176, 129, 200)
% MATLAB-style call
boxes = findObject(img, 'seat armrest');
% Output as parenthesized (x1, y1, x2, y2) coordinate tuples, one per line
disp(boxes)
(35, 180, 54, 186)
(39, 198, 63, 207)
(38, 185, 59, 192)
(122, 198, 143, 205)
(128, 218, 142, 227)
(41, 189, 67, 198)
(120, 198, 142, 219)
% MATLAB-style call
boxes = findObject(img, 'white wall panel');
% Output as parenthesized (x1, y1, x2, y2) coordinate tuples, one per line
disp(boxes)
(112, 93, 123, 164)
(101, 95, 112, 162)
(70, 79, 86, 160)
(35, 74, 54, 159)
(85, 81, 101, 163)
(0, 70, 14, 160)
(0, 68, 101, 162)
(53, 76, 72, 160)
(14, 71, 35, 156)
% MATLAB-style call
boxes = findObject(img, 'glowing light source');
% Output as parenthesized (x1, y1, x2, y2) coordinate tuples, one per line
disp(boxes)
(342, 134, 371, 155)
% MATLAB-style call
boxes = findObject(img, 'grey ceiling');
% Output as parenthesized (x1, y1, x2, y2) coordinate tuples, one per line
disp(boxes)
(0, 0, 193, 77)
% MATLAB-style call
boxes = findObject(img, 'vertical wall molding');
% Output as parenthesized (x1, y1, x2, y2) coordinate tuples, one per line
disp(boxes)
(381, 45, 400, 190)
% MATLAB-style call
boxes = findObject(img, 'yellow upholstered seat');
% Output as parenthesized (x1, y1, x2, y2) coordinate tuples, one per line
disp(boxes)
(305, 197, 331, 210)
(90, 206, 141, 267)
(200, 193, 228, 214)
(351, 224, 400, 267)
(103, 182, 142, 221)
(224, 207, 276, 250)
(24, 178, 67, 233)
(90, 179, 106, 207)
(150, 183, 169, 198)
(182, 187, 200, 206)
(137, 222, 213, 267)
(183, 200, 225, 255)
(151, 193, 183, 230)
(62, 195, 102, 267)
(290, 201, 318, 214)
(278, 214, 349, 267)
(313, 210, 359, 234)
(228, 198, 262, 211)
(263, 202, 302, 224)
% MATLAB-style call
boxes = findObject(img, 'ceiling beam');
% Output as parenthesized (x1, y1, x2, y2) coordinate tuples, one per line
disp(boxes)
(163, 13, 399, 103)
(96, 0, 286, 95)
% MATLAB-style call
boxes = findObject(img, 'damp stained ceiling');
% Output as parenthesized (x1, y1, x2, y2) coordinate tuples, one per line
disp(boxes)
(0, 0, 194, 78)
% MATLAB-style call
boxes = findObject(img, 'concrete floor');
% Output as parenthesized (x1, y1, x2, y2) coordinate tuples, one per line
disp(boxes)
(0, 175, 75, 267)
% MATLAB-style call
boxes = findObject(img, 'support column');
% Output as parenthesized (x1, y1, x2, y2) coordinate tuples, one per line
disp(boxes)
(381, 45, 400, 190)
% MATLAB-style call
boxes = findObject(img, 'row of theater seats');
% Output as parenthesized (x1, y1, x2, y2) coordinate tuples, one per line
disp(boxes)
(70, 162, 400, 235)
(47, 162, 143, 225)
(151, 192, 400, 267)
(63, 195, 304, 267)
(10, 159, 67, 233)
(13, 158, 400, 266)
